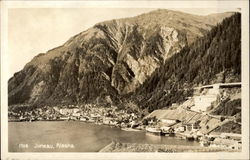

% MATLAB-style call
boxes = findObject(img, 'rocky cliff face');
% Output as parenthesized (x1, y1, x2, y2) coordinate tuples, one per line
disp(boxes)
(132, 13, 241, 112)
(8, 9, 233, 106)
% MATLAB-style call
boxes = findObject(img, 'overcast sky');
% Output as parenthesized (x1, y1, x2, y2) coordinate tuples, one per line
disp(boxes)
(8, 8, 240, 79)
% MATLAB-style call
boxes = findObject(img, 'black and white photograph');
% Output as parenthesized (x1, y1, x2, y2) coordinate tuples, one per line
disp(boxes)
(1, 1, 249, 159)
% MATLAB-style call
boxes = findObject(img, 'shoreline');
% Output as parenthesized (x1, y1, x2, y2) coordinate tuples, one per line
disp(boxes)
(99, 141, 240, 152)
(9, 121, 241, 152)
(8, 119, 143, 129)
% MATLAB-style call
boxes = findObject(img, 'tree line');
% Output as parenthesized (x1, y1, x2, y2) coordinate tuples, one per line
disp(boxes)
(132, 13, 241, 112)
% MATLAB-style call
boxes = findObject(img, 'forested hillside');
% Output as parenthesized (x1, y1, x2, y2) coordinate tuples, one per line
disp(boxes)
(9, 9, 233, 107)
(133, 13, 241, 112)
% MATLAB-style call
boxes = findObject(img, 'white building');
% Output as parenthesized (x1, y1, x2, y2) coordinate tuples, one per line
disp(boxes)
(191, 95, 218, 112)
(191, 82, 241, 112)
(191, 83, 222, 112)
(175, 126, 185, 132)
(161, 119, 177, 124)
(72, 112, 81, 117)
(59, 108, 80, 115)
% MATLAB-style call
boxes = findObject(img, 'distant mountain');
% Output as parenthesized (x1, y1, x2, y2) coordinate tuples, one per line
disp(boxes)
(132, 13, 241, 112)
(8, 9, 234, 106)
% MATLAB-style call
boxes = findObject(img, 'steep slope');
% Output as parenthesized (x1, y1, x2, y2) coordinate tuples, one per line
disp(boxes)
(132, 13, 241, 112)
(8, 9, 233, 106)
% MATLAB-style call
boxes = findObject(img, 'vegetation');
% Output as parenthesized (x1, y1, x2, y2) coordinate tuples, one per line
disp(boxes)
(213, 121, 241, 134)
(132, 13, 241, 112)
(212, 99, 241, 116)
(8, 11, 240, 115)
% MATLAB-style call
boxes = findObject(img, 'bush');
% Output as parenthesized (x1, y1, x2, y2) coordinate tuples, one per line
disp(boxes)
(212, 99, 241, 116)
(142, 119, 149, 125)
(220, 116, 225, 122)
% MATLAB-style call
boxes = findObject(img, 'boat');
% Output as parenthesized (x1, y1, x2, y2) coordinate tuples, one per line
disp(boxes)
(60, 117, 69, 121)
(80, 117, 87, 121)
(95, 122, 103, 125)
(146, 127, 165, 136)
(88, 119, 95, 123)
(186, 135, 195, 141)
(200, 140, 210, 147)
(69, 117, 77, 121)
(164, 132, 175, 137)
(161, 127, 175, 137)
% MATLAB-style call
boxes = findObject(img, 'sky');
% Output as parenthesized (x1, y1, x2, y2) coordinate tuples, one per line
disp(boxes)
(7, 8, 240, 79)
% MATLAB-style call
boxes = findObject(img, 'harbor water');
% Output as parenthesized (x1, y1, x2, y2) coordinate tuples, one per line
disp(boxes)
(9, 121, 200, 152)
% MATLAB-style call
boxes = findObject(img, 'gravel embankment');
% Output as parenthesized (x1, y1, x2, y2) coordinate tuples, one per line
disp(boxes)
(99, 141, 239, 152)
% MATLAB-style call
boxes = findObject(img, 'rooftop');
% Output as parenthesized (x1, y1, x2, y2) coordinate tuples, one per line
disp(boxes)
(195, 82, 241, 90)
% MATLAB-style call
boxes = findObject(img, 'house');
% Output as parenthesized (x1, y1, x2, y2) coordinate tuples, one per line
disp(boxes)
(175, 126, 185, 132)
(110, 120, 118, 126)
(90, 113, 101, 118)
(59, 108, 70, 115)
(72, 108, 80, 114)
(130, 121, 139, 128)
(72, 112, 81, 117)
(59, 108, 80, 115)
(182, 121, 201, 132)
(171, 103, 179, 108)
(144, 109, 181, 124)
(53, 107, 60, 112)
(103, 117, 113, 125)
(37, 117, 43, 120)
(161, 118, 177, 124)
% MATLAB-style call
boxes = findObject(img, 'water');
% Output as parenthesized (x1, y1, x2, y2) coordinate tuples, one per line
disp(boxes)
(9, 121, 199, 152)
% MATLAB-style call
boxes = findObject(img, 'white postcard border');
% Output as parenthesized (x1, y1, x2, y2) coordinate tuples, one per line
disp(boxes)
(1, 1, 249, 159)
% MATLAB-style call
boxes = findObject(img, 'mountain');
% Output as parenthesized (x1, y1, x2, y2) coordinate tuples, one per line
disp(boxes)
(8, 9, 234, 106)
(132, 13, 241, 112)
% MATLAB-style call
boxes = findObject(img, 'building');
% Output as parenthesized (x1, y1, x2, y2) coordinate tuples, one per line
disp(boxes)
(161, 118, 177, 124)
(60, 116, 69, 120)
(175, 126, 185, 132)
(59, 108, 80, 115)
(103, 117, 113, 125)
(191, 95, 218, 112)
(194, 83, 241, 94)
(182, 120, 201, 133)
(145, 109, 181, 121)
(59, 109, 70, 115)
(191, 83, 241, 112)
(72, 112, 81, 117)
(183, 123, 198, 132)
(53, 107, 60, 112)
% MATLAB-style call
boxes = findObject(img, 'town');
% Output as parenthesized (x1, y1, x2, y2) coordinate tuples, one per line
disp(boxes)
(8, 82, 242, 151)
(8, 104, 144, 129)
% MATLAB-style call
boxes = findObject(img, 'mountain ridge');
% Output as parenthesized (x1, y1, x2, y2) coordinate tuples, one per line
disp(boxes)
(132, 13, 241, 112)
(8, 9, 236, 107)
